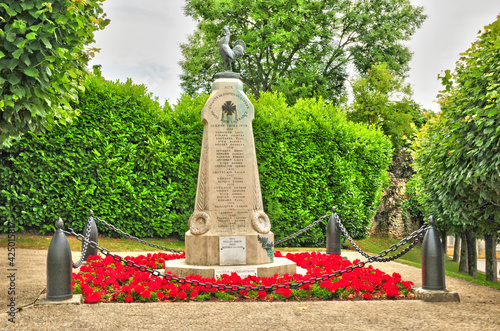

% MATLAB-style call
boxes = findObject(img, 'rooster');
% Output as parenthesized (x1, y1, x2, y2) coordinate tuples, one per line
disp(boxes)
(218, 26, 246, 72)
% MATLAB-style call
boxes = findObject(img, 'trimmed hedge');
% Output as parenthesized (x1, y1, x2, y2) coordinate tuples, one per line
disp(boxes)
(0, 75, 392, 245)
(254, 93, 392, 244)
(0, 75, 178, 237)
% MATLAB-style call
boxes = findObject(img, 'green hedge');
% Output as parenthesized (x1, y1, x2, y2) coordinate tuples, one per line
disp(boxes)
(0, 75, 178, 237)
(0, 75, 392, 245)
(254, 93, 392, 244)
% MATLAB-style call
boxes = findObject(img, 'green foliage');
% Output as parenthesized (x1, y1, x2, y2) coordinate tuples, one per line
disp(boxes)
(348, 63, 429, 235)
(0, 77, 392, 244)
(0, 0, 109, 146)
(311, 283, 334, 300)
(180, 0, 426, 104)
(412, 114, 454, 230)
(254, 93, 392, 243)
(192, 293, 211, 301)
(0, 73, 177, 236)
(214, 291, 235, 300)
(73, 283, 82, 294)
(401, 174, 425, 225)
(290, 288, 309, 300)
(348, 62, 425, 151)
(413, 15, 500, 235)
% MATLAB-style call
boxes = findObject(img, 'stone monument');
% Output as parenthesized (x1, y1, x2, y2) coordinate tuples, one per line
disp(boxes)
(164, 27, 296, 278)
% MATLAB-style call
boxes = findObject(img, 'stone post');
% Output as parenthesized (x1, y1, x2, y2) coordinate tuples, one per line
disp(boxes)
(421, 216, 446, 290)
(416, 216, 460, 302)
(164, 73, 297, 278)
(326, 207, 341, 255)
(46, 218, 73, 301)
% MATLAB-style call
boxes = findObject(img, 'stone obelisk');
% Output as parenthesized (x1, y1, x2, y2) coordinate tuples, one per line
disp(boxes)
(164, 27, 296, 277)
(184, 75, 274, 266)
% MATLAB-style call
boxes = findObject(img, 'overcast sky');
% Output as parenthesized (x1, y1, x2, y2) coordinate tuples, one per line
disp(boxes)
(88, 0, 500, 112)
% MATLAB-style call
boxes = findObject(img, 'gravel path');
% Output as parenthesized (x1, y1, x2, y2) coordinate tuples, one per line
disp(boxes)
(2, 248, 500, 330)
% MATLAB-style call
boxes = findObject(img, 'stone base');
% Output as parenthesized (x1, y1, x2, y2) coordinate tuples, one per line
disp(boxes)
(214, 71, 241, 79)
(36, 294, 83, 306)
(163, 257, 297, 278)
(185, 232, 274, 266)
(415, 288, 460, 302)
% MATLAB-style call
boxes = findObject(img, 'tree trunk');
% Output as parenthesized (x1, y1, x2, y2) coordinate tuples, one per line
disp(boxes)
(465, 230, 478, 278)
(484, 233, 498, 283)
(459, 232, 468, 274)
(440, 230, 448, 257)
(453, 235, 460, 262)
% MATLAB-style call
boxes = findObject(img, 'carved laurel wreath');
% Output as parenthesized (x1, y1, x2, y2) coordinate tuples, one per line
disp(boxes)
(252, 210, 271, 234)
(188, 211, 211, 235)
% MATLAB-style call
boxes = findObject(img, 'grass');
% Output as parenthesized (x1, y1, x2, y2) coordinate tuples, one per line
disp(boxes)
(3, 233, 498, 290)
(355, 236, 500, 291)
(0, 234, 184, 252)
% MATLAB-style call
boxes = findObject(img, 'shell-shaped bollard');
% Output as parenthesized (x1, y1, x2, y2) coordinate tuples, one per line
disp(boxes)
(421, 216, 446, 290)
(326, 206, 342, 255)
(47, 218, 73, 301)
(82, 210, 98, 260)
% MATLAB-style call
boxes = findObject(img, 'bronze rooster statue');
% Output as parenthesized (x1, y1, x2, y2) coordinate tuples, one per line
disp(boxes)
(218, 26, 246, 72)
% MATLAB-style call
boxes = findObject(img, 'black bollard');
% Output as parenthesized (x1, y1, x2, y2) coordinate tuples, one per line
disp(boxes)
(47, 218, 73, 301)
(82, 210, 98, 260)
(326, 206, 341, 255)
(421, 216, 446, 291)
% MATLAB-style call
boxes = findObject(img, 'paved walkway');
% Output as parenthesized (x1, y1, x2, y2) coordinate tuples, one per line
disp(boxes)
(1, 249, 500, 330)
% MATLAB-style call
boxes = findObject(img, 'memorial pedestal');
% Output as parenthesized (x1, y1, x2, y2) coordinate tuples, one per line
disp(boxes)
(185, 233, 273, 266)
(163, 257, 297, 279)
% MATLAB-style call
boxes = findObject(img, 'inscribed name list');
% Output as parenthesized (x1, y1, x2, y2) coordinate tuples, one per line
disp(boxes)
(199, 82, 260, 236)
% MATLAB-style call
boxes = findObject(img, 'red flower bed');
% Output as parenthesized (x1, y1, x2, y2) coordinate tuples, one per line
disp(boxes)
(72, 251, 415, 304)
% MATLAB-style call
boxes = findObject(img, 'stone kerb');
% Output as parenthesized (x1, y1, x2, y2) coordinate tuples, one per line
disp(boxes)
(184, 77, 274, 267)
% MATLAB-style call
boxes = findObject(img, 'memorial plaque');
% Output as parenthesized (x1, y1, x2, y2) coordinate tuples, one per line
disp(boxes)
(214, 268, 257, 278)
(219, 236, 246, 265)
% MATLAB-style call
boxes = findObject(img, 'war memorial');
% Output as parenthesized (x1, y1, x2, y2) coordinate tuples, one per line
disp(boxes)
(39, 28, 459, 311)
(163, 28, 296, 277)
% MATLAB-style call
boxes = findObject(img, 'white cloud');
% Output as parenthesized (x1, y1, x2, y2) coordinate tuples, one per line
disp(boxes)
(407, 0, 500, 111)
(88, 0, 196, 103)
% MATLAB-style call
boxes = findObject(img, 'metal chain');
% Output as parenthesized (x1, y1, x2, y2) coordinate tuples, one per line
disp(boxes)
(93, 214, 184, 254)
(336, 214, 429, 263)
(72, 216, 94, 268)
(92, 210, 327, 252)
(274, 214, 330, 246)
(65, 225, 426, 292)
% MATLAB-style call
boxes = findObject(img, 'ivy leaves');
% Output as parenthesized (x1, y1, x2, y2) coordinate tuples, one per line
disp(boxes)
(0, 0, 109, 146)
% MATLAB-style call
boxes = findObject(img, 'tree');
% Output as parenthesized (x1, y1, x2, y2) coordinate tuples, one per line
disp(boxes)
(347, 62, 429, 238)
(413, 14, 500, 282)
(414, 111, 481, 278)
(0, 0, 109, 146)
(348, 62, 424, 151)
(179, 0, 426, 104)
